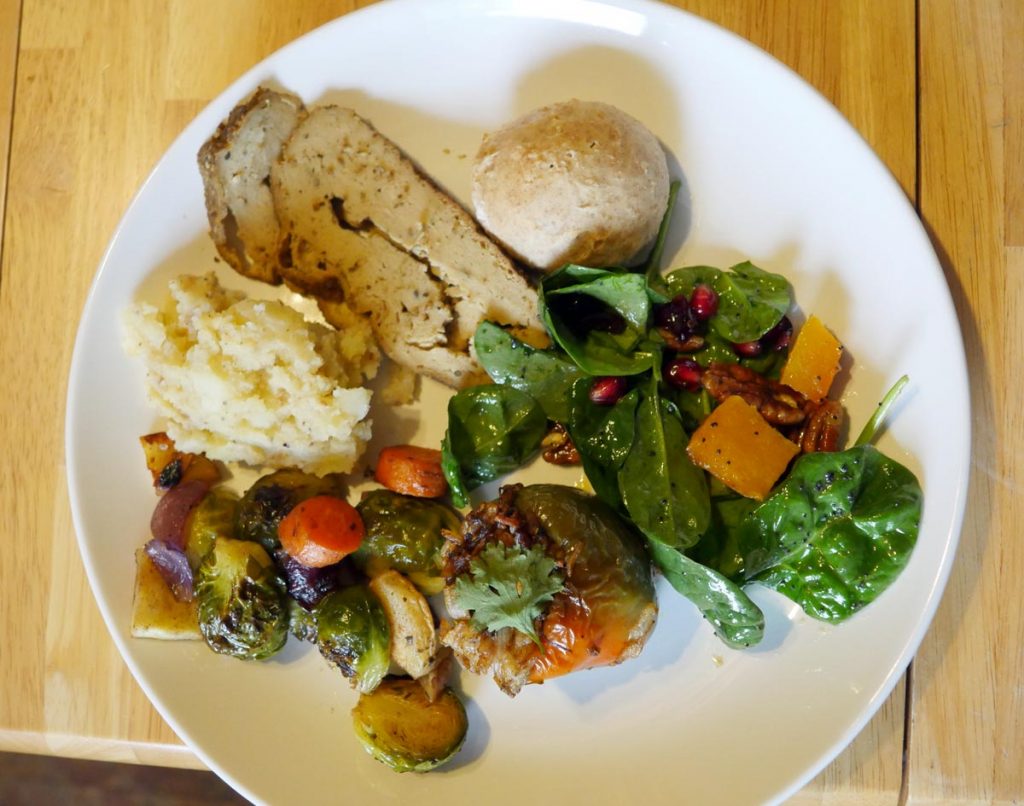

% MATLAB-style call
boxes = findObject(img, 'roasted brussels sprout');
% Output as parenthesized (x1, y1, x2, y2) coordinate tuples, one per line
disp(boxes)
(287, 597, 318, 643)
(354, 490, 460, 595)
(235, 469, 345, 552)
(351, 678, 467, 772)
(184, 487, 239, 570)
(314, 585, 390, 693)
(194, 537, 288, 660)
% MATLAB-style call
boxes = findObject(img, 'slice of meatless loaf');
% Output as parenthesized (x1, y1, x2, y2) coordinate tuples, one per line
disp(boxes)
(271, 105, 548, 387)
(199, 92, 548, 388)
(198, 87, 305, 284)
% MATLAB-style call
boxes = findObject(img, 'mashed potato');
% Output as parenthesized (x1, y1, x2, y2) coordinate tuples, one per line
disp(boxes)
(123, 273, 378, 475)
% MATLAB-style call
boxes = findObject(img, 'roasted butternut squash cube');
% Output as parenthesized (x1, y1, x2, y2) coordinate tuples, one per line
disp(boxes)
(139, 432, 220, 490)
(780, 315, 842, 402)
(140, 432, 178, 483)
(687, 396, 799, 501)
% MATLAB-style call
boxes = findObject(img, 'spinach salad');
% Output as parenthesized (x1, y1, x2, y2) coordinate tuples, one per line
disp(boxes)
(442, 189, 923, 649)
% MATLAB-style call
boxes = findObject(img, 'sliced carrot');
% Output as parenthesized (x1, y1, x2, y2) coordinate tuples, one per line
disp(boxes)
(374, 445, 448, 498)
(278, 495, 365, 568)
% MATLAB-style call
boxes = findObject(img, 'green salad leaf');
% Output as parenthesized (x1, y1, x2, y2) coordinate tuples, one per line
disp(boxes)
(453, 542, 564, 645)
(566, 381, 638, 511)
(740, 445, 922, 622)
(540, 266, 657, 375)
(618, 374, 710, 549)
(647, 539, 764, 649)
(855, 375, 910, 447)
(441, 385, 547, 508)
(474, 321, 584, 423)
(686, 494, 759, 581)
(643, 179, 682, 302)
(666, 261, 791, 343)
(695, 328, 787, 379)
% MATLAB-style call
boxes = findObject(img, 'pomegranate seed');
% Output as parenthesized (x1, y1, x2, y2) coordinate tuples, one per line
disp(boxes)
(589, 376, 628, 405)
(763, 316, 793, 352)
(654, 295, 699, 340)
(732, 339, 764, 358)
(689, 284, 719, 321)
(663, 358, 704, 392)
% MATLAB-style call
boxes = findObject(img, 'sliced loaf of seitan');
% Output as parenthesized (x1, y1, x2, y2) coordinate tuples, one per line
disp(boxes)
(198, 87, 305, 284)
(271, 105, 547, 387)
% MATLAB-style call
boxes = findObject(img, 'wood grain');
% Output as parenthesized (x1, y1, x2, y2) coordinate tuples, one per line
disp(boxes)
(0, 0, 20, 249)
(0, 1, 934, 803)
(908, 0, 1024, 802)
(0, 0, 374, 755)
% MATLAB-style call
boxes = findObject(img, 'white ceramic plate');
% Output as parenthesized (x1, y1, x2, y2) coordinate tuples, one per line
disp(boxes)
(66, 1, 970, 803)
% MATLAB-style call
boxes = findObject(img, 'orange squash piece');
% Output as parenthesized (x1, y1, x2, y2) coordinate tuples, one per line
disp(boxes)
(139, 432, 220, 491)
(780, 315, 843, 402)
(687, 396, 799, 501)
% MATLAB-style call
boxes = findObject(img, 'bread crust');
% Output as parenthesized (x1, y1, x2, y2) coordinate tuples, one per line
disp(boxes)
(472, 99, 670, 271)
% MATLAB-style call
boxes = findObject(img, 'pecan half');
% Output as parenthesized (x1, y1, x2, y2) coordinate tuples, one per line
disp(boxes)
(792, 399, 844, 453)
(541, 423, 581, 466)
(701, 363, 807, 426)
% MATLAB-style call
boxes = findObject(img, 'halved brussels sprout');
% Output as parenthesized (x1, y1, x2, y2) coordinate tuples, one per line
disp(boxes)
(184, 487, 239, 570)
(288, 597, 318, 644)
(195, 537, 288, 660)
(314, 585, 390, 693)
(354, 490, 460, 595)
(351, 678, 467, 772)
(235, 469, 346, 552)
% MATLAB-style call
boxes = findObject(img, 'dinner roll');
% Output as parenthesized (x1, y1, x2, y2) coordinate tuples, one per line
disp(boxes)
(472, 100, 670, 271)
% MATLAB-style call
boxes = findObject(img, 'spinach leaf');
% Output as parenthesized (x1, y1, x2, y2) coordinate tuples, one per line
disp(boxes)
(618, 374, 710, 549)
(694, 328, 738, 367)
(740, 445, 922, 623)
(566, 381, 639, 511)
(473, 322, 584, 423)
(663, 386, 711, 433)
(666, 261, 791, 343)
(647, 539, 765, 649)
(854, 375, 909, 447)
(440, 433, 471, 509)
(665, 265, 721, 299)
(441, 385, 547, 508)
(687, 494, 759, 580)
(540, 267, 656, 375)
(643, 179, 682, 302)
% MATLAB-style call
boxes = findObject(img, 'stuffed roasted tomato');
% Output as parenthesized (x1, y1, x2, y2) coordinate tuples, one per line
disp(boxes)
(441, 484, 656, 696)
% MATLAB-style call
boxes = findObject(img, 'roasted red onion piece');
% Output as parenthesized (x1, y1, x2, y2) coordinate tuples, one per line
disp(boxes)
(144, 539, 194, 602)
(150, 479, 209, 548)
(273, 549, 355, 610)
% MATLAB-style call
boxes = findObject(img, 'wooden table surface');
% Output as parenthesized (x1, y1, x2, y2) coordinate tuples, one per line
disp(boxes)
(0, 1, 1019, 803)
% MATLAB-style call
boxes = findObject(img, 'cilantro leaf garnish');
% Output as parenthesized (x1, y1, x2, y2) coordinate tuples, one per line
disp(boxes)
(453, 542, 564, 646)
